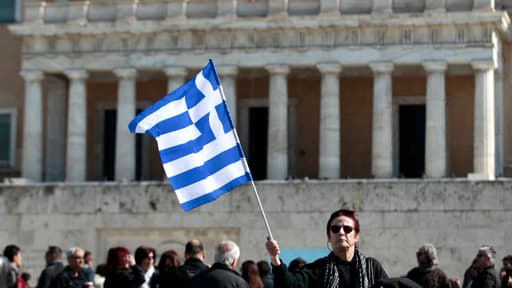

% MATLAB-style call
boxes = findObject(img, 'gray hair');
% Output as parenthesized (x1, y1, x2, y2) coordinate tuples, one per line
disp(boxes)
(65, 247, 84, 259)
(479, 245, 496, 264)
(214, 240, 240, 266)
(419, 243, 439, 266)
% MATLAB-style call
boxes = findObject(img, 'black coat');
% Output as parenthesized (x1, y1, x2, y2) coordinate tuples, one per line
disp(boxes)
(174, 257, 210, 287)
(49, 266, 88, 288)
(104, 266, 145, 288)
(191, 263, 248, 288)
(271, 253, 388, 288)
(36, 262, 65, 288)
(472, 266, 500, 288)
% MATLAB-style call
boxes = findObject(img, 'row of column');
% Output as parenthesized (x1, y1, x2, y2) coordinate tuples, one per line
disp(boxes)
(19, 60, 496, 182)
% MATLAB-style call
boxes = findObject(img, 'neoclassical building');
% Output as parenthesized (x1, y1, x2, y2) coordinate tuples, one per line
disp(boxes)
(4, 0, 512, 182)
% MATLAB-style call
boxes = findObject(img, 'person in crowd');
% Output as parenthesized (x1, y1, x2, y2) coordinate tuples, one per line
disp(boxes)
(501, 255, 512, 288)
(50, 247, 88, 288)
(149, 250, 181, 288)
(20, 272, 32, 288)
(265, 209, 389, 287)
(174, 239, 209, 287)
(3, 244, 22, 288)
(191, 240, 247, 288)
(257, 261, 274, 288)
(103, 247, 145, 288)
(0, 255, 10, 288)
(406, 243, 450, 288)
(462, 259, 479, 288)
(83, 251, 95, 283)
(37, 246, 64, 288)
(241, 260, 264, 288)
(134, 246, 156, 288)
(470, 246, 500, 288)
(93, 264, 106, 288)
(288, 258, 307, 272)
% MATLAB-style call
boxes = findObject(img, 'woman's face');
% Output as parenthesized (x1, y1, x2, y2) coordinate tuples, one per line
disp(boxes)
(141, 253, 154, 272)
(327, 215, 359, 252)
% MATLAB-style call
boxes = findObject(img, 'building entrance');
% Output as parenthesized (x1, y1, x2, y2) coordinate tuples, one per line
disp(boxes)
(399, 105, 425, 178)
(248, 107, 268, 180)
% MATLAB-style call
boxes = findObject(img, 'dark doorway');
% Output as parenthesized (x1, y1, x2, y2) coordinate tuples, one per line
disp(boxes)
(103, 109, 143, 181)
(248, 107, 268, 180)
(399, 105, 425, 178)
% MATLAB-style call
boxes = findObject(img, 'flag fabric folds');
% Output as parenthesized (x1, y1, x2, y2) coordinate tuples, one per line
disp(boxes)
(128, 59, 252, 211)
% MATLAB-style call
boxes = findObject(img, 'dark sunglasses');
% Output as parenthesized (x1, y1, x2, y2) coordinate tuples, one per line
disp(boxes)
(330, 225, 354, 234)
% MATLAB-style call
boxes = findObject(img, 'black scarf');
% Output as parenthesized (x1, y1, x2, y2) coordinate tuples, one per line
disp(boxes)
(323, 249, 368, 288)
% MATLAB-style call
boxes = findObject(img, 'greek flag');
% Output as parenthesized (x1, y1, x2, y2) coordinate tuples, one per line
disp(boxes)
(128, 60, 252, 211)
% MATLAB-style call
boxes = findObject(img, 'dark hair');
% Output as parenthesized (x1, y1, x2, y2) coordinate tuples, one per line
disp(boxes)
(134, 246, 156, 265)
(157, 250, 180, 273)
(288, 257, 307, 272)
(105, 247, 131, 275)
(46, 246, 62, 258)
(326, 209, 360, 235)
(21, 272, 30, 281)
(185, 240, 204, 257)
(95, 264, 107, 277)
(241, 260, 264, 288)
(503, 255, 512, 264)
(3, 245, 21, 262)
(257, 260, 271, 277)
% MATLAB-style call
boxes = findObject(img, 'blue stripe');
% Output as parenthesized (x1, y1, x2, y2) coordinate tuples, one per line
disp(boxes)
(203, 60, 220, 91)
(215, 103, 234, 134)
(169, 145, 244, 189)
(159, 115, 214, 163)
(179, 172, 251, 212)
(146, 112, 193, 138)
(128, 79, 196, 133)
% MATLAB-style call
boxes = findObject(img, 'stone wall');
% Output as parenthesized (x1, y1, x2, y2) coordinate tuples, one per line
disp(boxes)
(1, 179, 511, 281)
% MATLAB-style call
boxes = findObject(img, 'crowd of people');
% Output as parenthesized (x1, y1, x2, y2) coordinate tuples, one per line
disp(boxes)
(0, 209, 509, 288)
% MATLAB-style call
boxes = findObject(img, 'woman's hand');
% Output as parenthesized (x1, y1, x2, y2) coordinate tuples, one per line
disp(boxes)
(265, 236, 281, 266)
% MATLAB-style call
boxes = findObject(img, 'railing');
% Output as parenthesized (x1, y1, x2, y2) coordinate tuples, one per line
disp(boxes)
(21, 0, 501, 24)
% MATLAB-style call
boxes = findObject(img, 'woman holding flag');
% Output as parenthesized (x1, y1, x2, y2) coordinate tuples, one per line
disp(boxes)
(265, 209, 389, 288)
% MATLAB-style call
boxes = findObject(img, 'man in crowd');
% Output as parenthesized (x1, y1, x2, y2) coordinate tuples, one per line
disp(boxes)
(0, 255, 11, 288)
(50, 247, 88, 288)
(174, 239, 209, 287)
(502, 255, 512, 288)
(191, 240, 247, 288)
(406, 243, 451, 288)
(3, 245, 22, 288)
(36, 246, 64, 288)
(471, 245, 500, 288)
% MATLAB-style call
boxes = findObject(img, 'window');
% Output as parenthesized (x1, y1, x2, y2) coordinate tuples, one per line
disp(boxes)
(0, 0, 16, 23)
(0, 109, 17, 169)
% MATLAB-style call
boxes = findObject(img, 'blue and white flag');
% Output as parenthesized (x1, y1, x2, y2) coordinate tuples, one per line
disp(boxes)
(128, 60, 252, 211)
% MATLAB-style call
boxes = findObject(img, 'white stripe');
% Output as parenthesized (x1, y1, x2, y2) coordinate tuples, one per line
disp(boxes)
(135, 97, 188, 133)
(188, 74, 223, 123)
(156, 125, 201, 151)
(163, 130, 237, 177)
(175, 160, 247, 203)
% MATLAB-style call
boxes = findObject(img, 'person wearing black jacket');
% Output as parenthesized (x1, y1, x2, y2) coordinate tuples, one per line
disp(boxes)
(265, 209, 389, 288)
(37, 246, 65, 288)
(103, 247, 145, 288)
(471, 246, 500, 288)
(173, 239, 210, 287)
(50, 247, 88, 288)
(191, 240, 248, 288)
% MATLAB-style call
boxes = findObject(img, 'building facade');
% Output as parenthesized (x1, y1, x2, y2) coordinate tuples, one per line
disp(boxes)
(3, 0, 512, 182)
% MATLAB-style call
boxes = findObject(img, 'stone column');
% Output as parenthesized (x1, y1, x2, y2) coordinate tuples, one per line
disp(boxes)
(45, 76, 67, 181)
(163, 66, 188, 94)
(423, 61, 447, 178)
(495, 68, 504, 177)
(266, 64, 289, 180)
(320, 0, 340, 15)
(425, 0, 446, 12)
(113, 67, 137, 181)
(317, 63, 342, 179)
(372, 0, 392, 13)
(268, 0, 288, 17)
(217, 65, 239, 126)
(370, 62, 394, 178)
(217, 0, 237, 18)
(470, 60, 496, 179)
(473, 0, 494, 11)
(64, 69, 89, 182)
(20, 70, 44, 181)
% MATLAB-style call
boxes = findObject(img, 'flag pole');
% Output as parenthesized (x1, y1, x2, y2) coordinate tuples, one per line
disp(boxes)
(213, 61, 274, 240)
